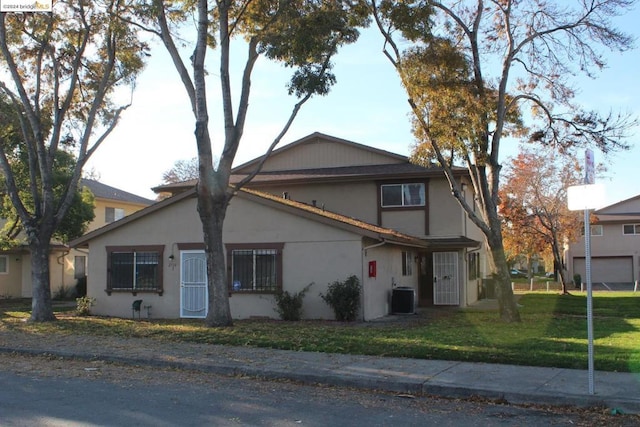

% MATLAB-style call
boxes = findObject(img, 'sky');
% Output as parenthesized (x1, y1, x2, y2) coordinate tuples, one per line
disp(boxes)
(85, 7, 640, 206)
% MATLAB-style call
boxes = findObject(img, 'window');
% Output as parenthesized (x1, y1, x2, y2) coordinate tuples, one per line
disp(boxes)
(226, 243, 283, 293)
(381, 183, 425, 207)
(74, 256, 86, 279)
(0, 256, 8, 274)
(591, 225, 603, 236)
(581, 224, 603, 236)
(468, 252, 480, 280)
(623, 224, 640, 235)
(402, 251, 413, 276)
(106, 246, 163, 295)
(105, 207, 125, 223)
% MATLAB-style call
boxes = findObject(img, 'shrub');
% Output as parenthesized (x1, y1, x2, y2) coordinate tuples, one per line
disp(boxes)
(54, 284, 74, 300)
(573, 274, 582, 288)
(75, 296, 96, 316)
(274, 283, 312, 321)
(320, 275, 361, 322)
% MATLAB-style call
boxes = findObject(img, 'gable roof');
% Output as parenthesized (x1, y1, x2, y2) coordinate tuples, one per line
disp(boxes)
(70, 186, 434, 249)
(81, 179, 155, 205)
(152, 162, 466, 194)
(152, 132, 467, 195)
(232, 163, 467, 186)
(232, 132, 408, 173)
(595, 193, 640, 213)
(593, 193, 640, 222)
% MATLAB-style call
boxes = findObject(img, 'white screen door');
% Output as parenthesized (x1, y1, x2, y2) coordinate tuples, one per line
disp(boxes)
(433, 251, 459, 305)
(180, 250, 208, 318)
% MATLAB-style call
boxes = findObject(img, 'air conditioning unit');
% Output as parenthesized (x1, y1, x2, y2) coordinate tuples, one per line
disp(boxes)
(391, 287, 415, 314)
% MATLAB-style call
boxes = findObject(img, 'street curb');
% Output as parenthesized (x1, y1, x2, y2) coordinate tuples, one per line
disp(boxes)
(2, 346, 638, 414)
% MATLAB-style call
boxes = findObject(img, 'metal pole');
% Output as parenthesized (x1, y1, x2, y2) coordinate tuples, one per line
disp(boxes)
(585, 209, 595, 395)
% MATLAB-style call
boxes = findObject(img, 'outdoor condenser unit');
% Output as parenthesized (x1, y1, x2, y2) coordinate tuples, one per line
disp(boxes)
(391, 287, 415, 314)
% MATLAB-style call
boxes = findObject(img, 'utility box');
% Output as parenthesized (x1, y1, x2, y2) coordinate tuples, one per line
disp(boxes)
(391, 287, 415, 314)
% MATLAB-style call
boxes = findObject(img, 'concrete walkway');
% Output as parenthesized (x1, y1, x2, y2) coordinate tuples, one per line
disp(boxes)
(1, 329, 639, 414)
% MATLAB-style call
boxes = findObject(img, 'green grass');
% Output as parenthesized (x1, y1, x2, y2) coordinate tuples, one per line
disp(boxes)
(2, 292, 640, 373)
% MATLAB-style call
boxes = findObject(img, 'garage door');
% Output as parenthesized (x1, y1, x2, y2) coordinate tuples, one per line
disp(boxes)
(573, 257, 633, 283)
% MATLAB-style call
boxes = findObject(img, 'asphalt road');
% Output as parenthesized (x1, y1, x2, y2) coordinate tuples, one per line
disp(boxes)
(0, 353, 635, 427)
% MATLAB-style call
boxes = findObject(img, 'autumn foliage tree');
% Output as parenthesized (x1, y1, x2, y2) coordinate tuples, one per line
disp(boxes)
(500, 148, 584, 294)
(0, 3, 147, 321)
(370, 0, 636, 321)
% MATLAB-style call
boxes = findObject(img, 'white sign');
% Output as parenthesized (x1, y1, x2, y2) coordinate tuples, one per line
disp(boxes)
(567, 184, 605, 211)
(0, 0, 52, 12)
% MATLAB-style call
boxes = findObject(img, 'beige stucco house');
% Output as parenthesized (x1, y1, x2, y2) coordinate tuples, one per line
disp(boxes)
(71, 133, 489, 321)
(0, 179, 154, 299)
(565, 194, 640, 286)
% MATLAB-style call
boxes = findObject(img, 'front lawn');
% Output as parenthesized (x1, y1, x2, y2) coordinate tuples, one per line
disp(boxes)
(1, 292, 639, 373)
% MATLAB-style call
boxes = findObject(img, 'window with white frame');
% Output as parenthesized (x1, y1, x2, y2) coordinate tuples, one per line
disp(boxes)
(402, 251, 413, 276)
(105, 207, 125, 223)
(226, 243, 283, 293)
(623, 224, 640, 235)
(381, 183, 425, 207)
(581, 224, 603, 236)
(0, 256, 8, 274)
(106, 246, 163, 294)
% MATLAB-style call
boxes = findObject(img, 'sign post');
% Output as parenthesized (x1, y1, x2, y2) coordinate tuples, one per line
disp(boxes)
(567, 149, 603, 396)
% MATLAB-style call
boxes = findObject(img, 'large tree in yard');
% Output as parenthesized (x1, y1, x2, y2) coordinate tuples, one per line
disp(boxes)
(370, 0, 636, 321)
(500, 148, 584, 294)
(0, 2, 147, 321)
(133, 0, 369, 326)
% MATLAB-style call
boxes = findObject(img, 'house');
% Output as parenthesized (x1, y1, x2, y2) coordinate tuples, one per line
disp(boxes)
(565, 194, 640, 286)
(71, 133, 488, 320)
(0, 179, 154, 299)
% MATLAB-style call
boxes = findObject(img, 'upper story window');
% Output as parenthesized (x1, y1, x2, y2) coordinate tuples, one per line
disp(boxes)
(623, 224, 640, 235)
(581, 224, 603, 236)
(106, 246, 164, 295)
(591, 225, 603, 236)
(226, 243, 283, 293)
(105, 207, 125, 223)
(381, 183, 425, 207)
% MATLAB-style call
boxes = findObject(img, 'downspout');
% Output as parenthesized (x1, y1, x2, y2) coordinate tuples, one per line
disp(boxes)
(56, 248, 70, 293)
(465, 246, 481, 306)
(361, 240, 388, 322)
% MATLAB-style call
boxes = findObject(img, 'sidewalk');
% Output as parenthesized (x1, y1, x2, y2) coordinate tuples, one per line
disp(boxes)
(1, 329, 639, 414)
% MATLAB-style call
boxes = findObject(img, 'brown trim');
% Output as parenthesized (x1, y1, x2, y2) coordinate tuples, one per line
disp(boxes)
(424, 180, 430, 234)
(105, 245, 164, 296)
(225, 243, 284, 294)
(376, 179, 430, 234)
(177, 242, 206, 250)
(226, 243, 285, 251)
(106, 245, 164, 252)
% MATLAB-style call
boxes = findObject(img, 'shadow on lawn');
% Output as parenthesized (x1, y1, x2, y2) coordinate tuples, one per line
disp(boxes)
(527, 293, 640, 372)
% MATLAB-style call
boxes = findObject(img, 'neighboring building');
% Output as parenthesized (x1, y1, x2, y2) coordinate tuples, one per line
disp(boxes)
(71, 133, 489, 320)
(0, 179, 154, 299)
(566, 194, 640, 286)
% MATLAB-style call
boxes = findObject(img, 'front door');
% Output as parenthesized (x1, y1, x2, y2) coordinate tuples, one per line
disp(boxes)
(180, 250, 208, 318)
(433, 251, 459, 305)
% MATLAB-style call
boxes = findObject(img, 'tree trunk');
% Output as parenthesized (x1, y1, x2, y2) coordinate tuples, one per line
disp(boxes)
(552, 243, 570, 294)
(28, 229, 56, 322)
(485, 215, 521, 322)
(197, 183, 233, 327)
